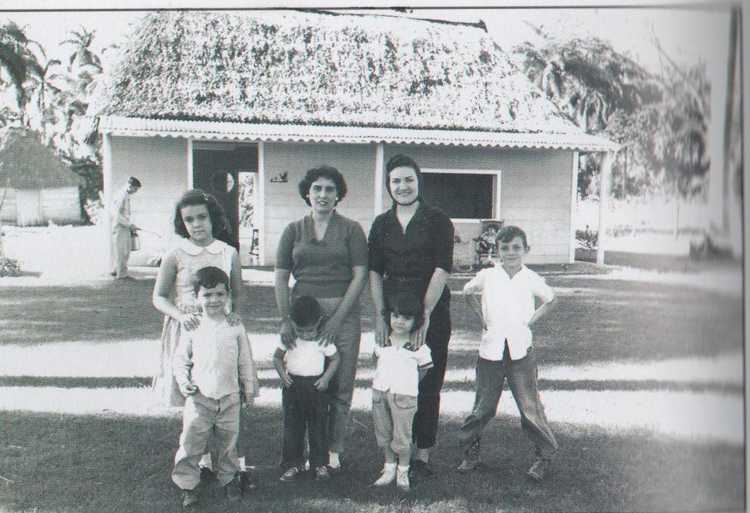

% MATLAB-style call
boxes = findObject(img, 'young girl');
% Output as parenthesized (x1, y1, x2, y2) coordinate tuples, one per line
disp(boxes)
(152, 189, 243, 407)
(371, 292, 434, 492)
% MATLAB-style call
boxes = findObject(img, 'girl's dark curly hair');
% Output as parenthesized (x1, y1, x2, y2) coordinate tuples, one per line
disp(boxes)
(173, 189, 232, 244)
(298, 165, 348, 206)
(384, 291, 425, 334)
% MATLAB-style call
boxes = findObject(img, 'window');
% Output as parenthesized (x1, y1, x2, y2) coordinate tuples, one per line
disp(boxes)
(421, 169, 501, 221)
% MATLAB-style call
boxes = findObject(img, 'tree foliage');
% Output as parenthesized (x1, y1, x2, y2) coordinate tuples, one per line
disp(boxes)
(513, 28, 710, 202)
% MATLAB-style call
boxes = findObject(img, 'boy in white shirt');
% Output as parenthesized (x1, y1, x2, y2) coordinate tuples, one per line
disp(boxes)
(456, 225, 558, 481)
(371, 292, 434, 493)
(172, 266, 258, 508)
(274, 296, 340, 482)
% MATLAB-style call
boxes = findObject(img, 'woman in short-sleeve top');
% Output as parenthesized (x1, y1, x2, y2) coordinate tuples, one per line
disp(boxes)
(274, 165, 368, 472)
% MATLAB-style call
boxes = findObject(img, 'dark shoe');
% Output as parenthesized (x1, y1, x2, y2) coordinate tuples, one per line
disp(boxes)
(280, 466, 302, 482)
(409, 460, 436, 480)
(223, 477, 241, 501)
(527, 457, 550, 482)
(457, 439, 481, 472)
(181, 488, 200, 508)
(240, 469, 258, 492)
(314, 465, 330, 481)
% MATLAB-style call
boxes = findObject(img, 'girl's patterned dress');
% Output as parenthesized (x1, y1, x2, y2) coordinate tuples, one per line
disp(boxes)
(153, 238, 237, 407)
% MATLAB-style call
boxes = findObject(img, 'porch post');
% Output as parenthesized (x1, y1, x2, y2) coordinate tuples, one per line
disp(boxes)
(569, 151, 579, 263)
(257, 141, 266, 266)
(374, 142, 384, 216)
(102, 132, 113, 273)
(597, 151, 613, 265)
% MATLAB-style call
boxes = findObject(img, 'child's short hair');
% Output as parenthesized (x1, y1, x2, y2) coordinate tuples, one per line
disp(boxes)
(496, 225, 529, 249)
(385, 291, 424, 333)
(289, 295, 323, 328)
(192, 266, 230, 294)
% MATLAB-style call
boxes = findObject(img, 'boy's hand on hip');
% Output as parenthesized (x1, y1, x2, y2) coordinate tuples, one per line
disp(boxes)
(314, 377, 330, 391)
(281, 372, 294, 388)
(181, 383, 198, 396)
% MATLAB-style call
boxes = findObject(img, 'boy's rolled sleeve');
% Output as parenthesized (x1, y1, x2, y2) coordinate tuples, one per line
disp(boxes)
(172, 335, 193, 390)
(322, 344, 338, 357)
(416, 345, 434, 371)
(532, 274, 555, 303)
(237, 327, 259, 397)
(462, 269, 486, 295)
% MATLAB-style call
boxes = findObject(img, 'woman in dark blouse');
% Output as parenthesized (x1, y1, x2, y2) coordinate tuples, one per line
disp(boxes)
(368, 154, 455, 477)
(275, 165, 369, 472)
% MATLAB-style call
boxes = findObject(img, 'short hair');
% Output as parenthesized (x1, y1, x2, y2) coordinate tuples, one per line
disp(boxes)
(173, 189, 232, 244)
(384, 291, 424, 333)
(128, 176, 142, 188)
(192, 266, 230, 294)
(289, 295, 323, 327)
(384, 154, 423, 204)
(298, 165, 348, 206)
(496, 225, 529, 249)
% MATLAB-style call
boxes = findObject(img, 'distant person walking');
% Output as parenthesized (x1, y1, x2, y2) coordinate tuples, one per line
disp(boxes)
(111, 176, 141, 279)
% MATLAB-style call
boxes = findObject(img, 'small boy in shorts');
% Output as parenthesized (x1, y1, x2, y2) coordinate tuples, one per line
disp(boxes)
(274, 295, 340, 482)
(171, 266, 258, 508)
(456, 225, 558, 481)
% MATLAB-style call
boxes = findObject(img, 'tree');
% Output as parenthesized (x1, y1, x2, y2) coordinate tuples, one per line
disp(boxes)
(514, 31, 662, 199)
(0, 21, 44, 127)
(25, 56, 62, 142)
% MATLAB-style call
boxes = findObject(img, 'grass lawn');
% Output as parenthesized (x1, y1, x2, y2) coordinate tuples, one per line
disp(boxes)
(0, 272, 744, 512)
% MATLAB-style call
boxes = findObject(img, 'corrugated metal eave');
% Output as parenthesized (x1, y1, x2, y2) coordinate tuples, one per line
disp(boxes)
(98, 116, 619, 152)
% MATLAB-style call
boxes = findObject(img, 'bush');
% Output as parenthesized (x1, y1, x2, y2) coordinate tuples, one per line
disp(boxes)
(84, 197, 105, 225)
(0, 256, 21, 277)
(576, 229, 598, 250)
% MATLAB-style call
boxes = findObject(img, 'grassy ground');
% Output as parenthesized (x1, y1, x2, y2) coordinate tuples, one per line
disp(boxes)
(0, 273, 744, 513)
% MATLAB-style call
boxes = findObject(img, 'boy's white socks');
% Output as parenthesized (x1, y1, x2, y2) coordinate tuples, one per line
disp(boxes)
(373, 462, 397, 486)
(396, 465, 410, 492)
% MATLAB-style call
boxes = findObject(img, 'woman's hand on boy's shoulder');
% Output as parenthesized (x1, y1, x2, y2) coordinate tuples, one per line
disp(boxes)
(226, 312, 242, 327)
(181, 311, 202, 331)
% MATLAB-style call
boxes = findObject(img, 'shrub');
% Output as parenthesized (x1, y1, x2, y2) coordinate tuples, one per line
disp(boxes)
(576, 229, 598, 250)
(84, 197, 105, 225)
(0, 256, 21, 277)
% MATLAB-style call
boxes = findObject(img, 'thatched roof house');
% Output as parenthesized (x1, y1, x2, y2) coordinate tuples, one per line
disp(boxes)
(94, 10, 616, 267)
(0, 128, 82, 226)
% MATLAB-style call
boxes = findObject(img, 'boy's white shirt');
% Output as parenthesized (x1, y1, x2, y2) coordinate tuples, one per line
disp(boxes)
(463, 265, 554, 361)
(111, 185, 131, 228)
(372, 339, 433, 396)
(276, 338, 337, 376)
(173, 317, 257, 399)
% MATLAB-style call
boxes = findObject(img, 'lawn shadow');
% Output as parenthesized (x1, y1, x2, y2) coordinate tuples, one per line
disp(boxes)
(0, 407, 743, 513)
(0, 276, 743, 369)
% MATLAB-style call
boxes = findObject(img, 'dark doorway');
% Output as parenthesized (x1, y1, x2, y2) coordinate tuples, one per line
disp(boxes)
(193, 144, 257, 251)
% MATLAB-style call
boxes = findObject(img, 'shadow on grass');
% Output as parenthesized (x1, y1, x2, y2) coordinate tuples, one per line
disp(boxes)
(0, 407, 743, 513)
(0, 276, 743, 368)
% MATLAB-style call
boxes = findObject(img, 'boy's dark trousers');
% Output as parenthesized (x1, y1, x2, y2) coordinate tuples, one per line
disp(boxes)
(458, 343, 558, 459)
(282, 375, 328, 469)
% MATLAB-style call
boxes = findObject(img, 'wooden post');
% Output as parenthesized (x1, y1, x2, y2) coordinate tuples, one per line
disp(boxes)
(374, 142, 384, 216)
(597, 151, 613, 265)
(102, 132, 113, 273)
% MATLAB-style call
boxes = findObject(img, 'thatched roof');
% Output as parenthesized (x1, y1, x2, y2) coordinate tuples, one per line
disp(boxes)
(93, 10, 584, 135)
(0, 128, 80, 189)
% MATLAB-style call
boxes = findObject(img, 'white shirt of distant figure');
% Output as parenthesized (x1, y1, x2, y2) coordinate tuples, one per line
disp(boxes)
(462, 236, 555, 361)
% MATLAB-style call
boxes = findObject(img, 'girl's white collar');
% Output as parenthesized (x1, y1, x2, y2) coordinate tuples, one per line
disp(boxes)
(178, 238, 224, 255)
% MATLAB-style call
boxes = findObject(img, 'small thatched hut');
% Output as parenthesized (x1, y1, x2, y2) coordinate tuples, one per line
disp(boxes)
(92, 10, 616, 267)
(0, 128, 82, 226)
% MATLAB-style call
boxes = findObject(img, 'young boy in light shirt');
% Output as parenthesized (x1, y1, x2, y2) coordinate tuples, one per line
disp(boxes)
(274, 295, 340, 482)
(172, 266, 258, 508)
(456, 225, 558, 481)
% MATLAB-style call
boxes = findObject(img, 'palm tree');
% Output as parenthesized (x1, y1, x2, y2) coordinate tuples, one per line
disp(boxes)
(0, 21, 44, 126)
(25, 56, 62, 142)
(62, 27, 102, 73)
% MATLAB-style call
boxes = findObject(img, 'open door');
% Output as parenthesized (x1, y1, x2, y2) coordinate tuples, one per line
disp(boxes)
(193, 144, 257, 253)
